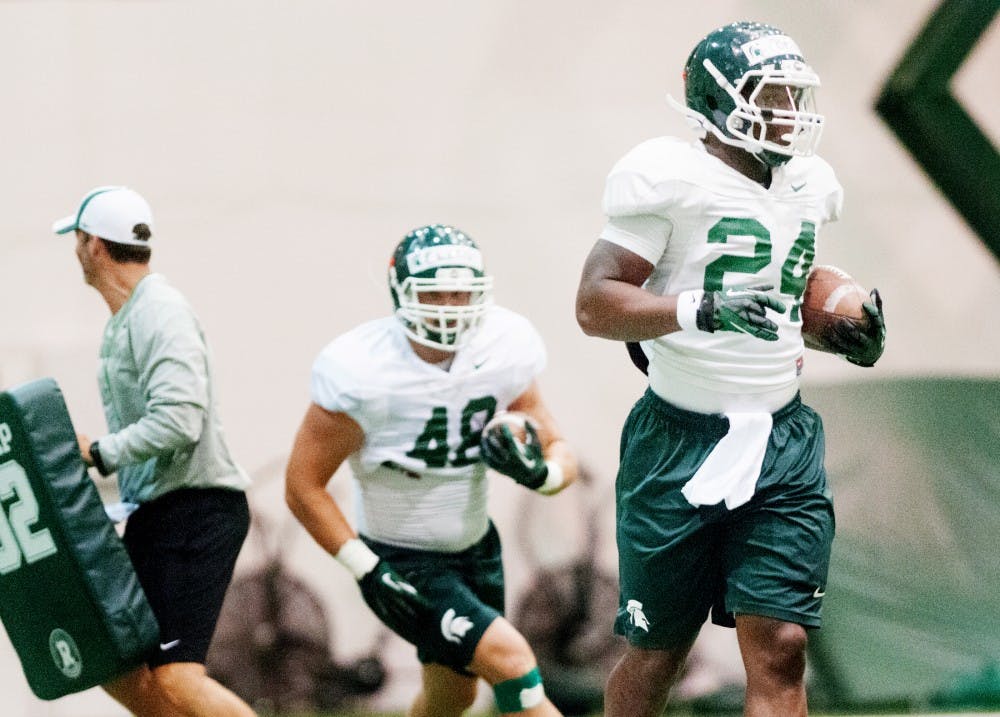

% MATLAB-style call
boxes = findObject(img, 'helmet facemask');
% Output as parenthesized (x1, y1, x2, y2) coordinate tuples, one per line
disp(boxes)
(391, 268, 493, 351)
(710, 59, 823, 165)
(670, 23, 825, 167)
(388, 225, 494, 352)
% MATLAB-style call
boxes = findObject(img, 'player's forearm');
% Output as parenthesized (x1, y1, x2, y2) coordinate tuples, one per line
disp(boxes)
(285, 479, 356, 556)
(541, 438, 578, 495)
(576, 280, 682, 340)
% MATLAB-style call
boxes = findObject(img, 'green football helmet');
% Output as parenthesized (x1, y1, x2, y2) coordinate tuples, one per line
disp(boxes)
(388, 224, 493, 351)
(671, 21, 823, 166)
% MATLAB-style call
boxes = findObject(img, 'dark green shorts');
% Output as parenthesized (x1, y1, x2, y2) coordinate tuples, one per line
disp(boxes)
(361, 522, 505, 673)
(615, 389, 835, 649)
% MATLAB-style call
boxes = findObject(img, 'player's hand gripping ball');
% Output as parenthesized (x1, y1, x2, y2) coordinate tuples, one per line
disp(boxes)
(479, 411, 548, 489)
(801, 265, 885, 366)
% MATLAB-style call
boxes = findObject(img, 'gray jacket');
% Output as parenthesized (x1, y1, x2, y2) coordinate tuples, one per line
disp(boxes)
(95, 273, 250, 503)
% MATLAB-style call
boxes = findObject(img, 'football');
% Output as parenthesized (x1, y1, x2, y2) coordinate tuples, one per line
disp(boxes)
(800, 265, 870, 352)
(482, 411, 535, 445)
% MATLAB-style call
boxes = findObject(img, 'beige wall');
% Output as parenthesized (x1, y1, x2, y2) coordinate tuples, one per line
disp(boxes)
(1, 1, 997, 714)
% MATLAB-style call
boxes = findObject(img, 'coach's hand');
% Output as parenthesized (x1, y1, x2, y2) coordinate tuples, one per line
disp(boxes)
(694, 284, 787, 341)
(480, 420, 548, 490)
(828, 288, 885, 367)
(336, 538, 431, 637)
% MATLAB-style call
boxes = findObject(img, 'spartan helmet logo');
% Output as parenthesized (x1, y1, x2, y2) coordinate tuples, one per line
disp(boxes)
(440, 608, 475, 644)
(626, 599, 650, 632)
(48, 628, 83, 679)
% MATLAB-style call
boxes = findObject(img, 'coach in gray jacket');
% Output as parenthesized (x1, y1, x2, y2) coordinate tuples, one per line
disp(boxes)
(54, 186, 255, 717)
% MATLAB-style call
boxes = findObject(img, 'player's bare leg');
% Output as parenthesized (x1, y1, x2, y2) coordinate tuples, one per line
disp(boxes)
(151, 662, 256, 717)
(104, 665, 184, 717)
(604, 642, 692, 717)
(736, 614, 808, 716)
(407, 663, 478, 717)
(470, 617, 563, 716)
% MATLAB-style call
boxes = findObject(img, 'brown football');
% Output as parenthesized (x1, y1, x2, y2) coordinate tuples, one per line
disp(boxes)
(483, 411, 534, 445)
(800, 265, 869, 352)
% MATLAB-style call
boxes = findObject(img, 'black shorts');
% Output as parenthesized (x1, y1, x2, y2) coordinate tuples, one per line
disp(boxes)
(123, 487, 250, 667)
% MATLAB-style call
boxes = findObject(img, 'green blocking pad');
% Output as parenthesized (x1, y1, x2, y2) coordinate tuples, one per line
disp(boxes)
(0, 377, 158, 699)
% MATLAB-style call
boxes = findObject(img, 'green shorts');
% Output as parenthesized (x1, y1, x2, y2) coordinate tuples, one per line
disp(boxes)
(361, 522, 505, 673)
(615, 389, 835, 649)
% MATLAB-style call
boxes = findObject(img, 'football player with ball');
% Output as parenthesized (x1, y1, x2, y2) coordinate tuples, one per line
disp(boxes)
(285, 224, 578, 717)
(576, 21, 885, 717)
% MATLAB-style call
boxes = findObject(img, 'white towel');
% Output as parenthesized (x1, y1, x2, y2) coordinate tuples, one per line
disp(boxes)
(104, 501, 139, 524)
(681, 412, 772, 510)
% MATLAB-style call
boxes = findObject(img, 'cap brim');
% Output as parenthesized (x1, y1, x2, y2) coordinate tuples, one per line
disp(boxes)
(52, 215, 77, 235)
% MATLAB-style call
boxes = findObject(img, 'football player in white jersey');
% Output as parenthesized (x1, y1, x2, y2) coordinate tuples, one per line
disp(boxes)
(575, 21, 885, 717)
(286, 224, 578, 717)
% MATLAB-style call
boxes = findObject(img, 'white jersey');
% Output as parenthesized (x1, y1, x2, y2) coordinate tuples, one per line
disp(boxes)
(310, 307, 546, 552)
(601, 136, 843, 413)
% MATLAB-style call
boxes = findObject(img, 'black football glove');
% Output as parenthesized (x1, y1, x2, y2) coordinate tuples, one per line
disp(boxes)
(480, 420, 547, 490)
(358, 560, 432, 637)
(827, 288, 885, 367)
(696, 284, 787, 342)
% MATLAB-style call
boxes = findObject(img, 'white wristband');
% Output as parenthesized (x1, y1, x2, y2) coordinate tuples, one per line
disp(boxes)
(335, 538, 380, 580)
(537, 460, 565, 495)
(676, 290, 704, 331)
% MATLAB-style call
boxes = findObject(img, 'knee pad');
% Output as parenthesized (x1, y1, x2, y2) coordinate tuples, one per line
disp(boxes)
(493, 666, 545, 713)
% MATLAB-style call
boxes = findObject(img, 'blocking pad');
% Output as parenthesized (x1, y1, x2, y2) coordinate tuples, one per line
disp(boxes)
(0, 377, 158, 699)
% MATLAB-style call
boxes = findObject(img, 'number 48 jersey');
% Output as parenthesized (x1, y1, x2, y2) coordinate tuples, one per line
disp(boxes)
(601, 136, 844, 413)
(310, 307, 546, 552)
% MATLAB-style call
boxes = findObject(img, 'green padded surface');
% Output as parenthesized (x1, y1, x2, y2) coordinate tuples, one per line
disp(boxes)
(0, 377, 158, 700)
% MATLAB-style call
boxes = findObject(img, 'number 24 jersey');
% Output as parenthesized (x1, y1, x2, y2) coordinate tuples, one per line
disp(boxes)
(601, 136, 844, 411)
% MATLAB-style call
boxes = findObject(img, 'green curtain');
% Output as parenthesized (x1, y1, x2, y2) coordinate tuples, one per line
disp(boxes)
(804, 377, 1000, 710)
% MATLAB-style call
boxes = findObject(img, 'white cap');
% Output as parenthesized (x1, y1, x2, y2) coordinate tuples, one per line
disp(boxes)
(52, 186, 154, 247)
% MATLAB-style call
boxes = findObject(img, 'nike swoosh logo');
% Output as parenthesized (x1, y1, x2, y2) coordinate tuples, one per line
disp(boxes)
(160, 639, 181, 651)
(791, 182, 807, 192)
(813, 587, 826, 598)
(382, 572, 417, 595)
